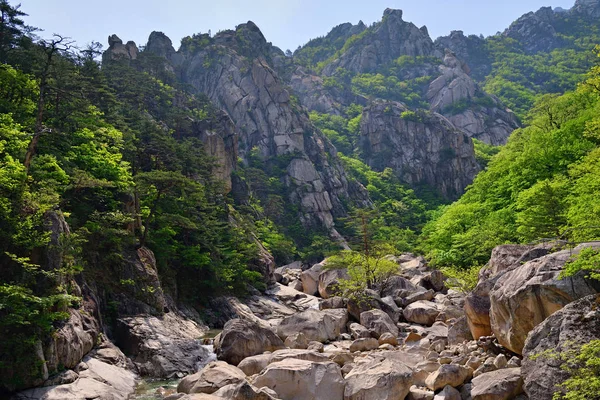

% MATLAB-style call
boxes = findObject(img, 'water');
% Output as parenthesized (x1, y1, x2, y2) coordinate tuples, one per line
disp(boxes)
(131, 331, 220, 399)
(132, 379, 179, 400)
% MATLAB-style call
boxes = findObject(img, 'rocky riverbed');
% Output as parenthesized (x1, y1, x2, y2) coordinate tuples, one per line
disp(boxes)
(13, 243, 600, 400)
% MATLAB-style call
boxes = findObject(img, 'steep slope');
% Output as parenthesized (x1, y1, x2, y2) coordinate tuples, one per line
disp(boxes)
(359, 101, 479, 200)
(436, 0, 600, 117)
(292, 9, 519, 147)
(104, 25, 370, 240)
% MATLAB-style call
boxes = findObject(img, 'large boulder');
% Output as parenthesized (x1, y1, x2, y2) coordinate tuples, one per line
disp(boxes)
(277, 309, 340, 343)
(403, 301, 440, 326)
(489, 243, 600, 354)
(14, 357, 136, 400)
(177, 361, 246, 394)
(318, 268, 350, 298)
(301, 263, 323, 296)
(213, 381, 280, 400)
(214, 319, 285, 366)
(360, 309, 399, 337)
(344, 357, 413, 400)
(381, 275, 419, 298)
(238, 354, 273, 376)
(252, 359, 344, 400)
(269, 349, 330, 364)
(448, 316, 473, 346)
(470, 368, 524, 400)
(115, 312, 212, 378)
(465, 243, 564, 340)
(425, 364, 472, 391)
(522, 294, 600, 400)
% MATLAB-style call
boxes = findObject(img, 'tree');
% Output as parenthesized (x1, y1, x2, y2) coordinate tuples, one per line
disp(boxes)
(24, 34, 74, 171)
(0, 0, 30, 63)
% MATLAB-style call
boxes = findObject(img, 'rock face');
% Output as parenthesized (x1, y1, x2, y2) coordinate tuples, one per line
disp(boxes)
(136, 24, 370, 235)
(470, 368, 524, 400)
(360, 100, 479, 200)
(193, 109, 239, 193)
(489, 243, 600, 354)
(428, 52, 519, 146)
(214, 319, 285, 366)
(252, 359, 345, 400)
(102, 34, 139, 62)
(522, 294, 600, 400)
(503, 7, 561, 53)
(344, 357, 413, 400)
(115, 312, 211, 378)
(322, 9, 438, 76)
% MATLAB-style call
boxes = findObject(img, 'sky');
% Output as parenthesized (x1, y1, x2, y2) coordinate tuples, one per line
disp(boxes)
(20, 0, 575, 52)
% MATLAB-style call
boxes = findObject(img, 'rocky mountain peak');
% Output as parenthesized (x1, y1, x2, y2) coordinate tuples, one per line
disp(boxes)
(103, 34, 139, 62)
(383, 8, 403, 20)
(573, 0, 600, 16)
(146, 31, 176, 58)
(503, 7, 560, 53)
(321, 8, 436, 75)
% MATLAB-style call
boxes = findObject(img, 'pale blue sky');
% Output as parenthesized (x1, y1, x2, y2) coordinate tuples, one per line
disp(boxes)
(20, 0, 574, 52)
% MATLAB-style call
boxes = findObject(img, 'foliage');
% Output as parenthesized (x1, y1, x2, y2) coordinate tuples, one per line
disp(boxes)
(421, 56, 600, 267)
(440, 265, 481, 293)
(554, 340, 600, 400)
(326, 245, 398, 299)
(561, 247, 600, 282)
(472, 138, 501, 169)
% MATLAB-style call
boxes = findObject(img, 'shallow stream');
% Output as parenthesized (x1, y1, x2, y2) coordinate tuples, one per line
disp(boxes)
(130, 330, 221, 399)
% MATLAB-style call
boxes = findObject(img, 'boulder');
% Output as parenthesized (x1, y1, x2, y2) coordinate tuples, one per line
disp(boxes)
(252, 359, 344, 400)
(320, 296, 347, 310)
(213, 381, 280, 400)
(307, 341, 324, 352)
(522, 294, 600, 400)
(300, 263, 323, 296)
(378, 332, 399, 346)
(434, 385, 461, 400)
(425, 364, 472, 391)
(489, 243, 600, 354)
(381, 275, 419, 298)
(465, 243, 555, 340)
(115, 313, 211, 378)
(344, 357, 413, 400)
(348, 323, 372, 339)
(403, 301, 440, 326)
(403, 290, 436, 307)
(14, 357, 136, 400)
(448, 317, 473, 346)
(277, 309, 339, 343)
(322, 308, 349, 335)
(177, 361, 246, 394)
(214, 319, 285, 366)
(408, 386, 435, 400)
(471, 368, 524, 400)
(238, 354, 272, 376)
(318, 268, 350, 298)
(284, 332, 309, 349)
(349, 338, 379, 352)
(464, 279, 495, 340)
(269, 349, 330, 364)
(411, 270, 445, 292)
(360, 309, 399, 337)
